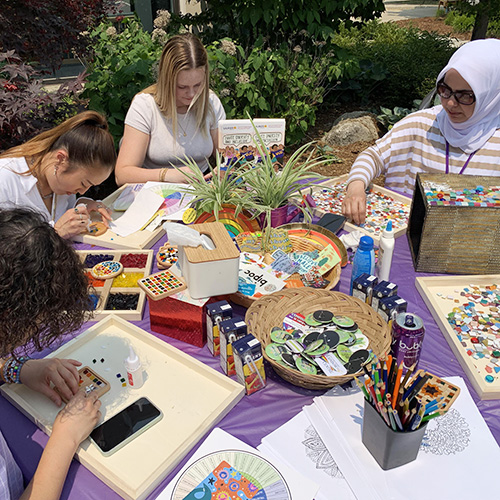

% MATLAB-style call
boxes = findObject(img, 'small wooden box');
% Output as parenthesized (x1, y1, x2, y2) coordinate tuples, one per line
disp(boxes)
(79, 249, 153, 321)
(309, 174, 411, 245)
(408, 173, 500, 274)
(179, 222, 240, 299)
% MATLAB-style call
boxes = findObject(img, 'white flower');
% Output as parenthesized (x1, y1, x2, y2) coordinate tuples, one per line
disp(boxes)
(293, 45, 302, 53)
(152, 28, 168, 44)
(235, 73, 250, 84)
(220, 88, 231, 97)
(220, 39, 237, 56)
(154, 9, 171, 29)
(106, 26, 117, 36)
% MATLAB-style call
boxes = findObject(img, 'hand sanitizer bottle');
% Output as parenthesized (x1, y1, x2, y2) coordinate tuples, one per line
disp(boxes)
(376, 220, 395, 282)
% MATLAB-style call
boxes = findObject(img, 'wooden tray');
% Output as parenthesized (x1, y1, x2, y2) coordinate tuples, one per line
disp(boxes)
(79, 249, 153, 321)
(0, 316, 244, 500)
(416, 275, 500, 400)
(310, 174, 411, 244)
(72, 184, 165, 250)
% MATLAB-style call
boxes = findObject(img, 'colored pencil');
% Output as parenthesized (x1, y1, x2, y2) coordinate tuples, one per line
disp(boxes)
(391, 362, 404, 408)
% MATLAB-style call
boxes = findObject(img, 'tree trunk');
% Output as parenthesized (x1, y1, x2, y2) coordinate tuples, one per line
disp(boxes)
(471, 4, 489, 39)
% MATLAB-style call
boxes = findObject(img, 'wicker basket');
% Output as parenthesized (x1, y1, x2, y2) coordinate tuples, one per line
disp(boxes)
(230, 223, 347, 307)
(245, 289, 391, 390)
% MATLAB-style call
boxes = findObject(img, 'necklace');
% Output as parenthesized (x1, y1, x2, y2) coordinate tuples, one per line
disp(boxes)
(445, 141, 476, 175)
(177, 113, 188, 137)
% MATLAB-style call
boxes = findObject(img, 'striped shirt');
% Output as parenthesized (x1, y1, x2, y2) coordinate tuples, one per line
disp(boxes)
(347, 106, 500, 194)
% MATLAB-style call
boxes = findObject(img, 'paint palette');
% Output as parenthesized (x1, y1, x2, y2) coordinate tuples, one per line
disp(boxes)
(138, 269, 186, 300)
(78, 250, 153, 321)
(58, 366, 111, 404)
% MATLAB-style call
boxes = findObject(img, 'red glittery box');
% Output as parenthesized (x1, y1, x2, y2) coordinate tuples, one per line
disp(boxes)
(149, 295, 225, 347)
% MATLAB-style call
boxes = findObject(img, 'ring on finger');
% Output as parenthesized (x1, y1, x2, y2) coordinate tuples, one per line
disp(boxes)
(79, 214, 83, 220)
(74, 207, 79, 213)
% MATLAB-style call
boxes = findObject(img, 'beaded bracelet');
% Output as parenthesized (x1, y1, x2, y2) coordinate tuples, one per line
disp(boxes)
(3, 356, 30, 384)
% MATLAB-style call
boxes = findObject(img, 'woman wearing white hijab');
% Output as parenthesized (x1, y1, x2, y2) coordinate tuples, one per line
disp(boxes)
(343, 39, 500, 225)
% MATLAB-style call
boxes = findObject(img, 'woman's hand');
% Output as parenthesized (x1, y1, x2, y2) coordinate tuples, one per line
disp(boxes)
(54, 205, 91, 239)
(342, 180, 367, 225)
(77, 198, 112, 226)
(20, 358, 81, 406)
(52, 391, 102, 448)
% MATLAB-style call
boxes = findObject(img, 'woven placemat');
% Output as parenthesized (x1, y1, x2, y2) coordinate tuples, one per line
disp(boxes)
(245, 289, 391, 390)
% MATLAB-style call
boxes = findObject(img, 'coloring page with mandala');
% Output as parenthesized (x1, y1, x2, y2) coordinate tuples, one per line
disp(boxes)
(258, 409, 357, 500)
(308, 377, 500, 500)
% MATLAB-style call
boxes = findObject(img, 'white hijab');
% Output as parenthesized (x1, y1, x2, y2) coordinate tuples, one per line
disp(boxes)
(436, 39, 500, 154)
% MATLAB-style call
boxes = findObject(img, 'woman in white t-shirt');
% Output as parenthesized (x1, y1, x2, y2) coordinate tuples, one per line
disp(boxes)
(115, 33, 226, 185)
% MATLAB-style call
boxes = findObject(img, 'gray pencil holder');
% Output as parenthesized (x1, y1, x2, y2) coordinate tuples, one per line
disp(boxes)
(361, 399, 427, 470)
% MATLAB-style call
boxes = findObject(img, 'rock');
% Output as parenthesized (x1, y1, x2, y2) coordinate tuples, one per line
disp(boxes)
(323, 112, 379, 147)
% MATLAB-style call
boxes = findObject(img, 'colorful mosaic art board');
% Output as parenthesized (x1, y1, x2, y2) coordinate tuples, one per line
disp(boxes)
(57, 366, 111, 404)
(138, 269, 187, 301)
(78, 249, 153, 321)
(0, 316, 245, 500)
(72, 184, 165, 250)
(416, 275, 500, 400)
(309, 175, 411, 245)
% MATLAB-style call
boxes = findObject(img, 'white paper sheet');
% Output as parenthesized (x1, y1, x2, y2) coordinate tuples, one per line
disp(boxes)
(258, 409, 357, 500)
(156, 427, 319, 500)
(308, 378, 500, 500)
(110, 188, 165, 237)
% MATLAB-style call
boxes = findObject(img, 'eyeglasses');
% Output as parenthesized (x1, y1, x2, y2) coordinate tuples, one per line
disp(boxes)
(436, 82, 475, 105)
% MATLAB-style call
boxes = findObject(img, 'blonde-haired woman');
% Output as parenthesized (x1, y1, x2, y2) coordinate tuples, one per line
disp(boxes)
(0, 111, 116, 239)
(115, 33, 226, 185)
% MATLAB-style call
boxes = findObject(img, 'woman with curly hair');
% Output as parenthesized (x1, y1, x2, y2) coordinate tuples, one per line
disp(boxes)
(0, 110, 116, 240)
(115, 33, 226, 185)
(0, 208, 101, 500)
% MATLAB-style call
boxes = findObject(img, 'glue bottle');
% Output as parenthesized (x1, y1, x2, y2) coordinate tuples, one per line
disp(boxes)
(376, 220, 395, 282)
(350, 235, 375, 295)
(125, 345, 144, 389)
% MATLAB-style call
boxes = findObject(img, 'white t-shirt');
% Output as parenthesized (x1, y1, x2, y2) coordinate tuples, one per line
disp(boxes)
(0, 431, 23, 500)
(124, 91, 226, 172)
(0, 157, 76, 224)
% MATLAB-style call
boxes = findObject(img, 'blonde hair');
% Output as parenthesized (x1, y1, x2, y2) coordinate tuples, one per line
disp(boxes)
(143, 33, 211, 137)
(0, 111, 116, 176)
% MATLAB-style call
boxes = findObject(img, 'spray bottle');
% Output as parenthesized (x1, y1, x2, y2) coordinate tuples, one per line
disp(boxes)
(376, 220, 395, 282)
(125, 345, 144, 389)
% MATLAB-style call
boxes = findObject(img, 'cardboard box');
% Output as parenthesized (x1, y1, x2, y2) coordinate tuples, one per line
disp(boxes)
(206, 300, 233, 356)
(219, 317, 248, 376)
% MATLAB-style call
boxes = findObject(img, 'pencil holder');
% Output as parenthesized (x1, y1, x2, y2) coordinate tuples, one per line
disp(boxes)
(361, 399, 427, 470)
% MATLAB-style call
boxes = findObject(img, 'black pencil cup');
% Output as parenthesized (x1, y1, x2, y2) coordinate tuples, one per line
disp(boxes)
(361, 399, 427, 470)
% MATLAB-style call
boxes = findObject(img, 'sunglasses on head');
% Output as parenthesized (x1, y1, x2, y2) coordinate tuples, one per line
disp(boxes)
(436, 81, 476, 105)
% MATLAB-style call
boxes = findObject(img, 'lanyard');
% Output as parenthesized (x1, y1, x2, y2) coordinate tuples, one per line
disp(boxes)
(445, 141, 476, 175)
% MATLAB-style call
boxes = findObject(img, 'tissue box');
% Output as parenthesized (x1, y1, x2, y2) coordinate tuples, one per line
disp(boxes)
(178, 222, 240, 299)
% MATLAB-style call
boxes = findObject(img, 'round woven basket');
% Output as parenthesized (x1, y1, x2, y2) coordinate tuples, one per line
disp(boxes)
(230, 224, 346, 308)
(245, 289, 391, 390)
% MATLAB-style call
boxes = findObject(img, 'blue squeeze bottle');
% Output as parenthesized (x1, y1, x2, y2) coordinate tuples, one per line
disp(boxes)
(350, 235, 375, 295)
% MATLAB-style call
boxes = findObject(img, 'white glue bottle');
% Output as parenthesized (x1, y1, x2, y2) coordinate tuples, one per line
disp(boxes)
(376, 220, 395, 282)
(125, 345, 144, 389)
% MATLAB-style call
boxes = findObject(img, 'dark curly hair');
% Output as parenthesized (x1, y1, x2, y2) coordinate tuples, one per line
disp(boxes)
(0, 208, 92, 357)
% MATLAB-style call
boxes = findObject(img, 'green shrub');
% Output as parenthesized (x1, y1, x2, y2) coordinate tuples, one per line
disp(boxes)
(444, 11, 474, 32)
(207, 36, 345, 143)
(332, 21, 455, 108)
(81, 18, 164, 146)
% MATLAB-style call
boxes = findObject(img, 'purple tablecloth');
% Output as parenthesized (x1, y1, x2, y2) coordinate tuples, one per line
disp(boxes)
(1, 233, 499, 499)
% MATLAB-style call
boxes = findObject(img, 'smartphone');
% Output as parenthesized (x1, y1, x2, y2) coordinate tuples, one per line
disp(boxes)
(317, 213, 346, 234)
(90, 397, 163, 456)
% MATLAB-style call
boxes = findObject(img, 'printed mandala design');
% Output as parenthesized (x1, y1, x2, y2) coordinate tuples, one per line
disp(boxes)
(420, 408, 471, 455)
(302, 425, 344, 478)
